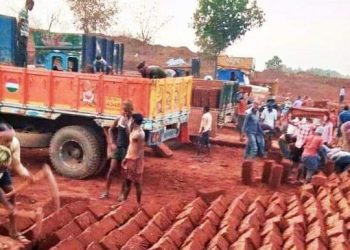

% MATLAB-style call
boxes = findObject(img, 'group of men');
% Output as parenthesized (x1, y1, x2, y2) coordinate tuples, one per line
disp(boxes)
(100, 101, 146, 205)
(235, 91, 349, 183)
(100, 101, 145, 204)
(279, 116, 325, 183)
(277, 101, 350, 183)
(0, 101, 146, 243)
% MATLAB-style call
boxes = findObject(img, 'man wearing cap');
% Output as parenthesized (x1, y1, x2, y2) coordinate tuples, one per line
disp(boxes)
(299, 126, 324, 183)
(93, 55, 108, 73)
(15, 0, 34, 67)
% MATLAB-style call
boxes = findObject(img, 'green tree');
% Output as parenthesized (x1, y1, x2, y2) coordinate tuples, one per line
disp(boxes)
(265, 56, 283, 71)
(67, 0, 118, 34)
(193, 0, 265, 56)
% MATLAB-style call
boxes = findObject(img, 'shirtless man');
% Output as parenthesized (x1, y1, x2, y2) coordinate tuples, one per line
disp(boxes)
(0, 123, 33, 244)
(117, 113, 145, 205)
(100, 101, 133, 199)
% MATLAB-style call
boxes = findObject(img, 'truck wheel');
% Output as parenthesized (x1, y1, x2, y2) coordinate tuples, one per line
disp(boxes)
(87, 126, 107, 176)
(49, 126, 102, 179)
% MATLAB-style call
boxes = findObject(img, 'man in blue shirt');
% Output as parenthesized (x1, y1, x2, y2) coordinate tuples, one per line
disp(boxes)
(242, 101, 265, 158)
(339, 106, 350, 124)
(338, 105, 350, 138)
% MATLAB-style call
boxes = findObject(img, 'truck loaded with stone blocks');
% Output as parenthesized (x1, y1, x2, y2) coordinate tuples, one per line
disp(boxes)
(0, 65, 192, 179)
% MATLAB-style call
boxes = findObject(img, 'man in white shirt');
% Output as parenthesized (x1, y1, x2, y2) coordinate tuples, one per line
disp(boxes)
(261, 106, 278, 129)
(278, 117, 299, 159)
(339, 87, 346, 104)
(198, 106, 212, 155)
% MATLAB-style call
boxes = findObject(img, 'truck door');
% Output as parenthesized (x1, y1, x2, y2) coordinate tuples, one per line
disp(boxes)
(45, 52, 68, 71)
(67, 57, 79, 72)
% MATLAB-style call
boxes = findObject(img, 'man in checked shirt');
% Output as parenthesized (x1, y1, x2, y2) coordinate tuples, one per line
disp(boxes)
(290, 118, 315, 173)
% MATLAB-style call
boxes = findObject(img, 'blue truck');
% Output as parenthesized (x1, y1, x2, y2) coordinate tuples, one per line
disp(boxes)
(0, 14, 124, 73)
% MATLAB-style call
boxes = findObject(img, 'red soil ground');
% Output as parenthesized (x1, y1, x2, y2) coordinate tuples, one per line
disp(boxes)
(4, 139, 298, 221)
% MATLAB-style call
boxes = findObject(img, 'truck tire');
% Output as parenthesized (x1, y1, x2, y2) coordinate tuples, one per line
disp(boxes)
(16, 131, 52, 148)
(49, 126, 102, 179)
(85, 126, 107, 176)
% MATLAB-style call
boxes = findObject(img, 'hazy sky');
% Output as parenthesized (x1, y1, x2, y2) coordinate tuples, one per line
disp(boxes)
(1, 0, 350, 74)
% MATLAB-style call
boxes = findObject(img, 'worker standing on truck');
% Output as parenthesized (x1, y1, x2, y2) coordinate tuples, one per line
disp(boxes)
(0, 123, 34, 244)
(137, 61, 167, 79)
(100, 101, 133, 199)
(93, 55, 108, 73)
(15, 0, 34, 67)
(117, 113, 145, 205)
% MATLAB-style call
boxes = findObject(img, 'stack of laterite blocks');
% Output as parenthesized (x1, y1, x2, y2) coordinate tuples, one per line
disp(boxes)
(191, 80, 222, 110)
(241, 153, 293, 189)
(242, 151, 336, 190)
(313, 101, 328, 109)
(241, 159, 286, 189)
(3, 171, 350, 249)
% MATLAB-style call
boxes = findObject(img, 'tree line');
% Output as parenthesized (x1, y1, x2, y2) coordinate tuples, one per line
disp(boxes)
(265, 56, 350, 79)
(65, 0, 265, 54)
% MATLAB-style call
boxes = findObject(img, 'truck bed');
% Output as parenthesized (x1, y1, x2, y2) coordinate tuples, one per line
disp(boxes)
(0, 66, 192, 129)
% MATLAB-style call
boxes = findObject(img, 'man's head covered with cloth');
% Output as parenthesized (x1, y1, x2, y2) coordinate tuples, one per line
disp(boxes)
(0, 123, 15, 166)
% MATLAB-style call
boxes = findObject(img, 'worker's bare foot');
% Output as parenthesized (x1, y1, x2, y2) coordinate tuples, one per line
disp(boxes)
(99, 192, 109, 199)
(12, 233, 30, 244)
(117, 194, 125, 203)
(0, 243, 10, 249)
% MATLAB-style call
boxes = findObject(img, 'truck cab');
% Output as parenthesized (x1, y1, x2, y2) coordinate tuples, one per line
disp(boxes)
(44, 51, 80, 72)
(217, 68, 245, 83)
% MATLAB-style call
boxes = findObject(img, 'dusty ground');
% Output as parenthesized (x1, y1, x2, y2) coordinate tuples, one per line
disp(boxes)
(0, 131, 304, 248)
(8, 138, 298, 218)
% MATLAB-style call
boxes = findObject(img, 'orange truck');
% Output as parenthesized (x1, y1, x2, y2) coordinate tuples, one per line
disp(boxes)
(0, 65, 192, 178)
